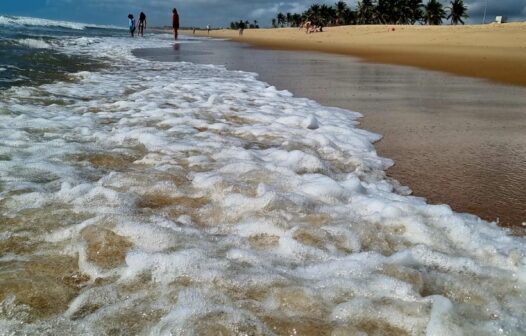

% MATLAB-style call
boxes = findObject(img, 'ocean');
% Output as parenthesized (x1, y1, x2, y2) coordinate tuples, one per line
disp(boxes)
(0, 15, 525, 335)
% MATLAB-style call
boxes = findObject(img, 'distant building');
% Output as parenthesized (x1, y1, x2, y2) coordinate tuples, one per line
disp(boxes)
(495, 16, 507, 24)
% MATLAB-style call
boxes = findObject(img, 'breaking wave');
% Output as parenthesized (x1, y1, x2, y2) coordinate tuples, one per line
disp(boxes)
(0, 15, 124, 31)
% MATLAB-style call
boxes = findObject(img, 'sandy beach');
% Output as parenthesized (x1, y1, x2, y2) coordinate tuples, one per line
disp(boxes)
(185, 23, 526, 87)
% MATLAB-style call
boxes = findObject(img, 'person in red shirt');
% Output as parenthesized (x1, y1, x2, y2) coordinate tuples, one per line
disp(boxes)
(172, 8, 180, 40)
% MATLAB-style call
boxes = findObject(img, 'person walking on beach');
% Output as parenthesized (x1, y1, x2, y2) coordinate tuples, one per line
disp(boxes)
(128, 14, 136, 37)
(172, 8, 180, 40)
(138, 12, 146, 37)
(207, 25, 210, 35)
(238, 21, 245, 36)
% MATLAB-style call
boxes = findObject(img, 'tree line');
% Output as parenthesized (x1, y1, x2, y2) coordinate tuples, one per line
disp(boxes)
(273, 0, 468, 28)
(230, 20, 260, 30)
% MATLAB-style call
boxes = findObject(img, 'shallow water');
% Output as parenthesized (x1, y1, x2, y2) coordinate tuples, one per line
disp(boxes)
(1, 18, 526, 335)
(0, 16, 120, 89)
(135, 39, 526, 228)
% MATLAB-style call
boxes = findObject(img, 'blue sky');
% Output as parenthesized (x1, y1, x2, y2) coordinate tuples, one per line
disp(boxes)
(0, 0, 525, 28)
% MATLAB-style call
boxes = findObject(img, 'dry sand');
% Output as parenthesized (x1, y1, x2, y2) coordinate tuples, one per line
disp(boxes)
(184, 23, 526, 86)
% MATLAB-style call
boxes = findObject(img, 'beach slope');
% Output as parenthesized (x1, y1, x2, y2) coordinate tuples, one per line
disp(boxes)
(186, 23, 526, 86)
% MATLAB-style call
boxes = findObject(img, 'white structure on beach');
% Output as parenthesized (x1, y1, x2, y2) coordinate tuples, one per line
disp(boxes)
(495, 16, 507, 24)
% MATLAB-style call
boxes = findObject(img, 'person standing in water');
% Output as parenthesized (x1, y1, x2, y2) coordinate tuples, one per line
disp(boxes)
(128, 14, 136, 37)
(138, 12, 146, 37)
(172, 8, 180, 40)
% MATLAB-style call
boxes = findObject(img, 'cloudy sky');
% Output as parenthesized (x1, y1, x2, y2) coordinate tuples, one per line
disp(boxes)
(1, 0, 525, 28)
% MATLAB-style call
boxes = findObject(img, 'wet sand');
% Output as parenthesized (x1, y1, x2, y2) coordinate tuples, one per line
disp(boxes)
(184, 24, 526, 87)
(134, 39, 526, 228)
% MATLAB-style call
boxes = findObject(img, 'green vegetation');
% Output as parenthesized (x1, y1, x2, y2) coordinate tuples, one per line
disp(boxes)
(447, 0, 469, 25)
(423, 0, 446, 25)
(230, 20, 259, 29)
(273, 0, 468, 27)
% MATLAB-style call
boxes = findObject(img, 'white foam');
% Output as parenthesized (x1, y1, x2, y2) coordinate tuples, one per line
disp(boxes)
(16, 38, 53, 49)
(0, 27, 525, 335)
(0, 15, 123, 30)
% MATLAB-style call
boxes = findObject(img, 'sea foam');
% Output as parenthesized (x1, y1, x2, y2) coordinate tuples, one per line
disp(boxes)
(16, 38, 53, 49)
(0, 29, 524, 335)
(0, 15, 123, 30)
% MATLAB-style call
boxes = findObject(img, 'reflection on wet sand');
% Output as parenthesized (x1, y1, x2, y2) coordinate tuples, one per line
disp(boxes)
(134, 39, 526, 227)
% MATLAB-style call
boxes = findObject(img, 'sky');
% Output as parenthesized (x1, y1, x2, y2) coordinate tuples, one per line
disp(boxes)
(0, 0, 525, 28)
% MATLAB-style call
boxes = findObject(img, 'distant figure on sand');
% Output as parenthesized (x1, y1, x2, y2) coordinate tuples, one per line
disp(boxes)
(303, 21, 311, 33)
(172, 8, 180, 40)
(207, 25, 210, 35)
(239, 21, 245, 36)
(128, 14, 136, 37)
(304, 20, 323, 34)
(138, 12, 146, 37)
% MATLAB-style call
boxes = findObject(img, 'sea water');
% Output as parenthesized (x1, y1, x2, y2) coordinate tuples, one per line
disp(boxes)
(0, 16, 525, 335)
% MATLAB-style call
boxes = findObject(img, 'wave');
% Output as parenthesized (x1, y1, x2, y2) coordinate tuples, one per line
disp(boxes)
(0, 15, 124, 30)
(16, 38, 54, 49)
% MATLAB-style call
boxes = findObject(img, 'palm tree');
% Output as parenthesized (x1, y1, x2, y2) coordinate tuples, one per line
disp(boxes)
(291, 13, 303, 27)
(407, 0, 424, 24)
(395, 0, 411, 24)
(319, 4, 336, 25)
(376, 0, 396, 24)
(334, 1, 348, 25)
(271, 18, 277, 28)
(424, 0, 446, 25)
(357, 0, 376, 24)
(447, 0, 468, 25)
(372, 0, 421, 24)
(342, 8, 357, 24)
(286, 12, 292, 27)
(276, 12, 286, 27)
(305, 4, 321, 24)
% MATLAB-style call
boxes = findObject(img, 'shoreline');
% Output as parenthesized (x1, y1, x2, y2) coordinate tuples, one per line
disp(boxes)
(182, 23, 526, 87)
(133, 41, 526, 228)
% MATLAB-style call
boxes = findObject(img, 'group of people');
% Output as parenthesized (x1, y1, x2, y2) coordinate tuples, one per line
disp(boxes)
(127, 12, 147, 37)
(301, 21, 324, 34)
(127, 8, 180, 41)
